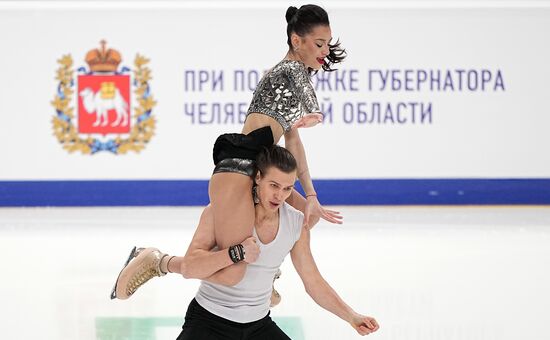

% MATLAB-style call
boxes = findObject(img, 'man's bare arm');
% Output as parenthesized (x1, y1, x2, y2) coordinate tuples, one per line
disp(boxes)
(290, 226, 379, 336)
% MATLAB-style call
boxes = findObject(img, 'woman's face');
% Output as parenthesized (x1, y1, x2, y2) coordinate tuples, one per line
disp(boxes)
(255, 166, 297, 212)
(292, 25, 332, 70)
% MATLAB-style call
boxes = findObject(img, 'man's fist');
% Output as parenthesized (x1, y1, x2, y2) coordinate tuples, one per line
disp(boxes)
(242, 236, 260, 264)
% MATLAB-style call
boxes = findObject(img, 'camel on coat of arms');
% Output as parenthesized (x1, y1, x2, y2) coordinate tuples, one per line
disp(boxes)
(79, 87, 129, 127)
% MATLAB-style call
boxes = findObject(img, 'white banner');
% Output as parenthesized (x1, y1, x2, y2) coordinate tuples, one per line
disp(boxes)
(1, 2, 549, 180)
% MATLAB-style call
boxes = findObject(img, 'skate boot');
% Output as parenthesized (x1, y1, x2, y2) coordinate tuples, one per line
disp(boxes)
(110, 247, 170, 300)
(270, 269, 282, 307)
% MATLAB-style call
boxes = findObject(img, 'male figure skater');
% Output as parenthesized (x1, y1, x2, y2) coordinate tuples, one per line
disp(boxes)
(166, 146, 379, 339)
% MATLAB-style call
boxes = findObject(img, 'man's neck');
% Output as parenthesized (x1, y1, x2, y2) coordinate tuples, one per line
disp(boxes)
(255, 204, 279, 229)
(254, 204, 280, 244)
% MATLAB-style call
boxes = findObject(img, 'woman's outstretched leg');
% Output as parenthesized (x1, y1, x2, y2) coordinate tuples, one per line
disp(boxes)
(111, 187, 256, 300)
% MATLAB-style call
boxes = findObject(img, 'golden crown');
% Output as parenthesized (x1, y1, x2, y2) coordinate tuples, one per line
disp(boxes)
(85, 40, 122, 72)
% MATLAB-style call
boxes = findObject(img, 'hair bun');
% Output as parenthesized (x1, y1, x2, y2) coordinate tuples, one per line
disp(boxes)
(285, 6, 298, 23)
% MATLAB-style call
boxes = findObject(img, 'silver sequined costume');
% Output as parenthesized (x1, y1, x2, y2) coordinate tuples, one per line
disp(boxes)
(247, 60, 320, 132)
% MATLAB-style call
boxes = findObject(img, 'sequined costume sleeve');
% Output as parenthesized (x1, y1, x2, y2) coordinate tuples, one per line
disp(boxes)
(247, 60, 320, 132)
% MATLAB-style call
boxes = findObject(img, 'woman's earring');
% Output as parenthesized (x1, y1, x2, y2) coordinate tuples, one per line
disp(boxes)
(252, 185, 260, 204)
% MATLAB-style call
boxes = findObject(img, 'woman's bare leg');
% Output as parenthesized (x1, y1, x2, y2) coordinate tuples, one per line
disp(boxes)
(136, 173, 255, 287)
(165, 204, 252, 286)
(112, 189, 254, 300)
(207, 172, 255, 284)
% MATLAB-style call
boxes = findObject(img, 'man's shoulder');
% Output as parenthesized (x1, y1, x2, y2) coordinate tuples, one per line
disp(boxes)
(282, 201, 303, 214)
(281, 203, 304, 244)
(282, 202, 304, 225)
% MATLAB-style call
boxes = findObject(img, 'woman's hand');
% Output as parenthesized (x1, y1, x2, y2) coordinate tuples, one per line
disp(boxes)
(303, 195, 343, 229)
(292, 113, 324, 129)
(349, 313, 380, 336)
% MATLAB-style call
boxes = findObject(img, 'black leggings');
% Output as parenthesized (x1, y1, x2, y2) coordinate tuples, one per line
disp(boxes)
(176, 299, 291, 340)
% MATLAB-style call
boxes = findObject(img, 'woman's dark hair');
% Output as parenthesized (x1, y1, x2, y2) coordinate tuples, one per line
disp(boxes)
(255, 145, 297, 178)
(285, 4, 347, 73)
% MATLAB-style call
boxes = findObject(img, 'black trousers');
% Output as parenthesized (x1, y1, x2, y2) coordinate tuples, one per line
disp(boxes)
(176, 299, 291, 340)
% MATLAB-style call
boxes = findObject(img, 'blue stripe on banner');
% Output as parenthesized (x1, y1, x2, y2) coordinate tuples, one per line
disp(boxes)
(1, 179, 550, 206)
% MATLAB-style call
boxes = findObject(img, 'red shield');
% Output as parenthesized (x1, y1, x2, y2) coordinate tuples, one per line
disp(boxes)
(77, 75, 131, 134)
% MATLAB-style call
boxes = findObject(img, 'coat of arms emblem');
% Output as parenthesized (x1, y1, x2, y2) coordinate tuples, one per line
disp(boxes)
(51, 40, 156, 154)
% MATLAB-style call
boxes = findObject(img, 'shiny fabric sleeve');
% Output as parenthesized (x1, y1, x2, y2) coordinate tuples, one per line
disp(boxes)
(286, 63, 321, 114)
(246, 60, 321, 131)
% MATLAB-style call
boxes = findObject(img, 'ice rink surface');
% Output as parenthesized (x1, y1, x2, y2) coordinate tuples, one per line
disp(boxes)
(1, 206, 549, 340)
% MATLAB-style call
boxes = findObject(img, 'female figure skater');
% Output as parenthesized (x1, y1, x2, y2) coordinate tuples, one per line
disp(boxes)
(111, 4, 346, 300)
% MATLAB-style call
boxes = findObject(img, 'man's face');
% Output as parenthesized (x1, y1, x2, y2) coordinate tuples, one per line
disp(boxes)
(256, 167, 296, 212)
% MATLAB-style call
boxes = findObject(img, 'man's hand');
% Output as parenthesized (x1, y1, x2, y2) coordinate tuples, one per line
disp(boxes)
(242, 236, 260, 264)
(349, 313, 379, 336)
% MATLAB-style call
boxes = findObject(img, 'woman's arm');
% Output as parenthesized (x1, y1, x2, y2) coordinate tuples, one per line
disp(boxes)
(284, 127, 316, 196)
(290, 227, 380, 336)
(284, 128, 343, 228)
(286, 189, 320, 228)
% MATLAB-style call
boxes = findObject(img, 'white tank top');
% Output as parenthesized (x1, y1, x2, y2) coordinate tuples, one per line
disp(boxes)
(195, 202, 303, 323)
